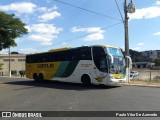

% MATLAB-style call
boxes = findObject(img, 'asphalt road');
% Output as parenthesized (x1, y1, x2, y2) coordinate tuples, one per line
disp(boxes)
(0, 77, 160, 120)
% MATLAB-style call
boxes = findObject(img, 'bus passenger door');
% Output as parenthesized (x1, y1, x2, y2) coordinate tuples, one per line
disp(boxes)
(92, 47, 108, 84)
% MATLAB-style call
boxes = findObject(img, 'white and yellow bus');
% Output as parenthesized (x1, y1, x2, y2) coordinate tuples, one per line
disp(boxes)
(26, 45, 126, 85)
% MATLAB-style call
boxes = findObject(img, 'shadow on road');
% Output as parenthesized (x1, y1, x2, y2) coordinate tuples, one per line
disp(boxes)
(4, 79, 121, 90)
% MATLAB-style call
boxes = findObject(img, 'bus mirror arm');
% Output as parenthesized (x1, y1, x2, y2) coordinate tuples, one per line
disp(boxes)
(108, 54, 114, 64)
(125, 56, 132, 69)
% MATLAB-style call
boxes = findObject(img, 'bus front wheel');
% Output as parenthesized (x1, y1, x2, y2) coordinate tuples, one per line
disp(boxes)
(39, 73, 44, 81)
(81, 74, 91, 85)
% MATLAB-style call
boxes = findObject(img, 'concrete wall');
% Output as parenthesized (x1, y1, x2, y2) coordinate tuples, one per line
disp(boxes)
(0, 54, 26, 75)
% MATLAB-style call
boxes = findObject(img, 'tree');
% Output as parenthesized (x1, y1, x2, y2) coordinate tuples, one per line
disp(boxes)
(0, 11, 28, 50)
(154, 59, 160, 66)
(129, 49, 141, 62)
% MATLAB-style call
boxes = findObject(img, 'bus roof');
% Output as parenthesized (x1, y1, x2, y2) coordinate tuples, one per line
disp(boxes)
(91, 44, 121, 49)
(26, 44, 121, 56)
(48, 47, 72, 52)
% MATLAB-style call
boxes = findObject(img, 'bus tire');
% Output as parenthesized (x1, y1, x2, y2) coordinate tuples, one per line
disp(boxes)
(33, 73, 39, 82)
(39, 73, 44, 81)
(81, 74, 91, 85)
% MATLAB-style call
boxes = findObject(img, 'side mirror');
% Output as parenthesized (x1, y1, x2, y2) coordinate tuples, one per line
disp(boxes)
(125, 56, 132, 69)
(108, 54, 114, 64)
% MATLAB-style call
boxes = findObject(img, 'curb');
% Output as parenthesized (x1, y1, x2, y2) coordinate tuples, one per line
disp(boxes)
(0, 76, 26, 79)
(120, 83, 160, 88)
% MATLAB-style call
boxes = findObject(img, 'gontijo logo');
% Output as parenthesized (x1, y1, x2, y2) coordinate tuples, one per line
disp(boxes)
(37, 63, 54, 68)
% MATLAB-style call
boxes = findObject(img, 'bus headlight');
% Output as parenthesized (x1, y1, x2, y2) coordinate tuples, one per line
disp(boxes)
(109, 74, 115, 79)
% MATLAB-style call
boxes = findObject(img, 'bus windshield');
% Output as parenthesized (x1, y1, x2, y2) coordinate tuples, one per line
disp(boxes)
(106, 47, 125, 75)
(106, 47, 123, 57)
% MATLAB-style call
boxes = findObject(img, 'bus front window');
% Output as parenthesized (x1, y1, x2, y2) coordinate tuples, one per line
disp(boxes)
(106, 48, 125, 75)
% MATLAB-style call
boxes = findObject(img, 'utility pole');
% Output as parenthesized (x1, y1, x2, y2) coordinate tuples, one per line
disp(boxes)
(9, 46, 11, 77)
(124, 0, 135, 82)
(124, 0, 129, 57)
(124, 0, 130, 82)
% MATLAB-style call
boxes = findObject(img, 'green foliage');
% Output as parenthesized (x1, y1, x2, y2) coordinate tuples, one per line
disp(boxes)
(129, 49, 141, 62)
(154, 59, 160, 66)
(0, 11, 28, 50)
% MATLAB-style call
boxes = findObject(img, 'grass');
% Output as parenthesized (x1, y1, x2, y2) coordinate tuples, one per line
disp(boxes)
(130, 79, 160, 86)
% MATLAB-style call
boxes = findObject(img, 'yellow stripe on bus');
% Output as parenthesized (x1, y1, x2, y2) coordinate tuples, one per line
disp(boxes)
(26, 62, 62, 80)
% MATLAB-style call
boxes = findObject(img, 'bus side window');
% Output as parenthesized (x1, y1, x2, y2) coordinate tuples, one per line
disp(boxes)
(50, 53, 55, 61)
(26, 56, 31, 63)
(64, 51, 70, 61)
(66, 49, 79, 61)
(73, 49, 80, 61)
(80, 47, 91, 60)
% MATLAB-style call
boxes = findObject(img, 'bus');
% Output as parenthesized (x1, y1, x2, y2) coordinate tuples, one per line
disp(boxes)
(26, 45, 126, 85)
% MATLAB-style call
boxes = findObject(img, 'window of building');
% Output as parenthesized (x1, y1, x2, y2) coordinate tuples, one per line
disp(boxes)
(3, 59, 15, 62)
(18, 59, 25, 62)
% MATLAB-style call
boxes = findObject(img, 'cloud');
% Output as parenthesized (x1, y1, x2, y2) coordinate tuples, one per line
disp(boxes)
(28, 34, 57, 46)
(153, 32, 160, 36)
(19, 48, 37, 54)
(38, 7, 47, 12)
(137, 43, 144, 46)
(37, 5, 61, 22)
(15, 38, 21, 43)
(84, 33, 104, 41)
(62, 42, 67, 45)
(128, 1, 160, 20)
(46, 0, 51, 3)
(24, 26, 31, 32)
(129, 7, 160, 20)
(27, 24, 63, 46)
(132, 43, 144, 51)
(27, 24, 62, 34)
(132, 47, 140, 50)
(0, 49, 8, 54)
(156, 0, 160, 5)
(38, 11, 61, 22)
(38, 5, 58, 12)
(0, 2, 36, 14)
(71, 26, 105, 41)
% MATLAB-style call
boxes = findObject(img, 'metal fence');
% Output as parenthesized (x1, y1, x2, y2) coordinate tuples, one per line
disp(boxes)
(131, 69, 160, 82)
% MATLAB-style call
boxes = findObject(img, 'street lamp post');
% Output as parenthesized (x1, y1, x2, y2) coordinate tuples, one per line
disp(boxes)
(124, 0, 135, 82)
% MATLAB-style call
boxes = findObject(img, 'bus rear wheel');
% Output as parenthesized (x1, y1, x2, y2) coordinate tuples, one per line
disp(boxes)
(81, 74, 91, 85)
(33, 73, 39, 82)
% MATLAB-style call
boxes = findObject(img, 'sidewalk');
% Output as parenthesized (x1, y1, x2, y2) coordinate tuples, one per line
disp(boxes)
(0, 75, 26, 79)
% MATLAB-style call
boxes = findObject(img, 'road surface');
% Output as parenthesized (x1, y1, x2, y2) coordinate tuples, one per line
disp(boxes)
(0, 77, 160, 120)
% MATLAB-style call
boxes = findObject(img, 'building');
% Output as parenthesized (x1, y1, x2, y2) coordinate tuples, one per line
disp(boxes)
(141, 50, 160, 61)
(132, 62, 155, 69)
(0, 54, 26, 76)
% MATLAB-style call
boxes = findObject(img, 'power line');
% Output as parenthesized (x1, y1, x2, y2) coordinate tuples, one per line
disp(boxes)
(114, 0, 124, 24)
(15, 22, 123, 53)
(34, 22, 123, 50)
(54, 0, 122, 21)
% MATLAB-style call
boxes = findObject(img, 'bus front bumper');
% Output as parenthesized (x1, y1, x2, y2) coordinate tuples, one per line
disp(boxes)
(109, 78, 126, 85)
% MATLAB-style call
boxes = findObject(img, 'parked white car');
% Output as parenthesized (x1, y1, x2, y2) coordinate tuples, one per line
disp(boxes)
(130, 71, 139, 79)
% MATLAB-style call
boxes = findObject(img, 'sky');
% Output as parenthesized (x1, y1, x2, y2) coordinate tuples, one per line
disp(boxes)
(0, 0, 160, 54)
